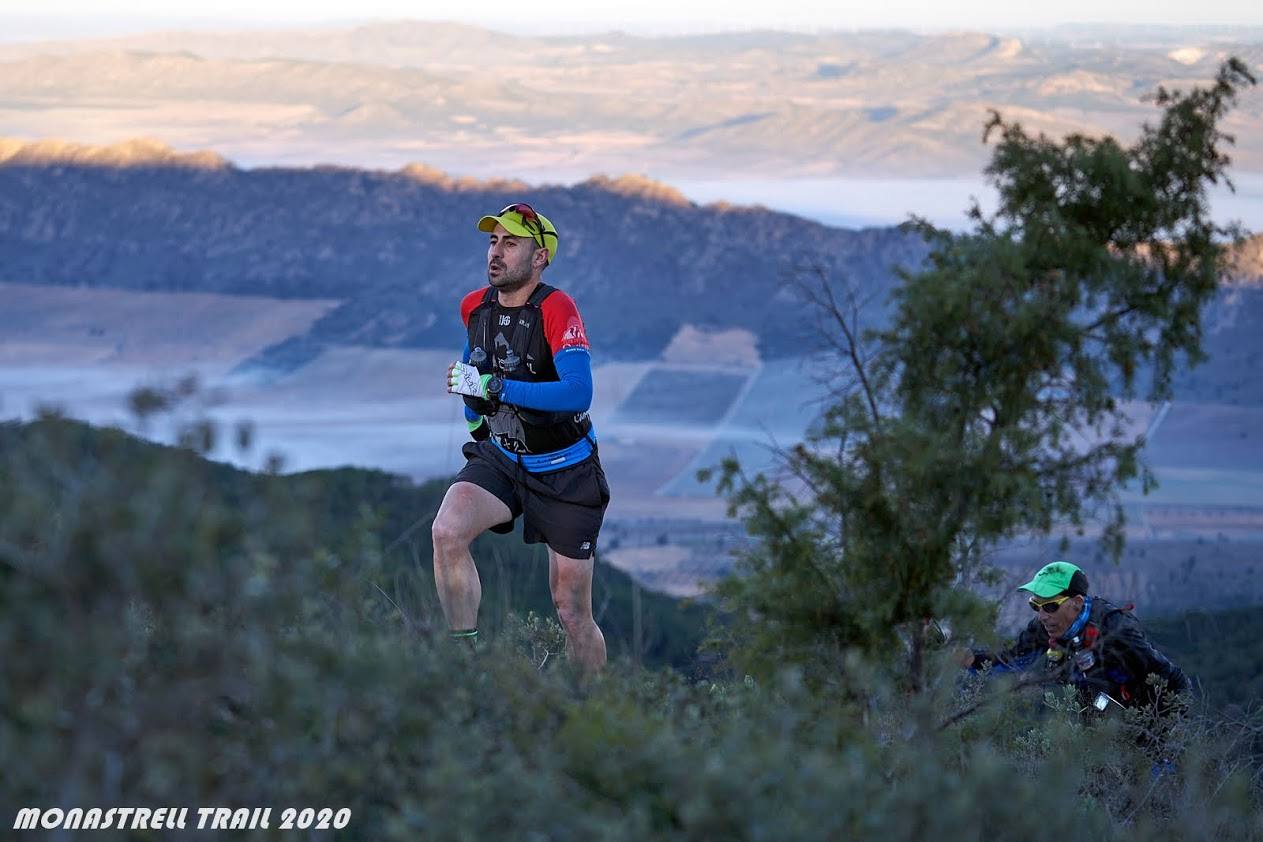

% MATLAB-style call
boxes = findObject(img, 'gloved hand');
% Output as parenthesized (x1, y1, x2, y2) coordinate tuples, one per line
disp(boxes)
(447, 361, 493, 399)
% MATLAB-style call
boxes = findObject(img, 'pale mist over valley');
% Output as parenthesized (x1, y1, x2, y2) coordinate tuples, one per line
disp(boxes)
(2, 13, 1262, 607)
(3, 20, 1263, 225)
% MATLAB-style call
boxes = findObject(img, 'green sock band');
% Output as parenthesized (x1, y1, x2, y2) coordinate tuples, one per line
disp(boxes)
(450, 629, 479, 639)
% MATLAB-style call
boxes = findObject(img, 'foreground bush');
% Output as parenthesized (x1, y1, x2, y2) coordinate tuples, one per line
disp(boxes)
(3, 415, 1262, 840)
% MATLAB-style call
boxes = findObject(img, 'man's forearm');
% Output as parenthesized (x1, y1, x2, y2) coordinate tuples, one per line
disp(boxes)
(499, 350, 593, 413)
(971, 621, 1047, 673)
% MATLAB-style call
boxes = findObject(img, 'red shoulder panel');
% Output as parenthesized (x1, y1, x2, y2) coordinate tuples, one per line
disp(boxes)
(460, 288, 486, 327)
(540, 290, 590, 353)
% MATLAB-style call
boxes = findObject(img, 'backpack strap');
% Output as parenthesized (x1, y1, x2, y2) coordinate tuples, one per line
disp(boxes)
(525, 282, 556, 310)
(1102, 603, 1136, 623)
(521, 283, 557, 370)
(470, 287, 498, 372)
(475, 282, 553, 313)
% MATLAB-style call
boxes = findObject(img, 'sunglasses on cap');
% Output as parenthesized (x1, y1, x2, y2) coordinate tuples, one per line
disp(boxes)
(1029, 594, 1074, 614)
(498, 203, 556, 252)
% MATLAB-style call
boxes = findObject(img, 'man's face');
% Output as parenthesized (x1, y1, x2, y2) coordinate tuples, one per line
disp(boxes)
(486, 224, 539, 291)
(1034, 593, 1085, 638)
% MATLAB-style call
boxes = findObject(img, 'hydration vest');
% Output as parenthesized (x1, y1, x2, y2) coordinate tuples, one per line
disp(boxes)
(1052, 601, 1151, 707)
(466, 283, 593, 455)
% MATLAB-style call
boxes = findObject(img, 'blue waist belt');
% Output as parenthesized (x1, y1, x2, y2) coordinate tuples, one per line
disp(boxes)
(492, 429, 596, 473)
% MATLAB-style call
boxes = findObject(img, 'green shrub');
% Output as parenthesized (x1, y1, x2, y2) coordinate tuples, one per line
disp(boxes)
(2, 413, 1261, 839)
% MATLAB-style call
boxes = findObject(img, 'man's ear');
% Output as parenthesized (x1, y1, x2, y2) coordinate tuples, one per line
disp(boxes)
(535, 248, 550, 270)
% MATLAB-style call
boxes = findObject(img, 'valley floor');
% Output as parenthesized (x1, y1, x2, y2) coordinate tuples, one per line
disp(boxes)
(3, 282, 1262, 607)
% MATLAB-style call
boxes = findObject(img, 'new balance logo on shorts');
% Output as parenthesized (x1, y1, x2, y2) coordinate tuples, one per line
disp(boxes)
(580, 541, 591, 551)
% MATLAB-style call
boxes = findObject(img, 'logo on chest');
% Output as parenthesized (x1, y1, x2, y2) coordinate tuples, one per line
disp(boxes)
(494, 332, 521, 372)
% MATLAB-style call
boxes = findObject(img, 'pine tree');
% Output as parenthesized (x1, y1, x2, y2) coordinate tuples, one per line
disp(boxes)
(712, 59, 1257, 690)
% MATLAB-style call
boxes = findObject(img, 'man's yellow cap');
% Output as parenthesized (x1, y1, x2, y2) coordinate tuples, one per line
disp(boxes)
(477, 204, 558, 267)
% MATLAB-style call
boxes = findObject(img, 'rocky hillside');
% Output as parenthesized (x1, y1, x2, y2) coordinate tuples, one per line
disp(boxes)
(0, 143, 928, 365)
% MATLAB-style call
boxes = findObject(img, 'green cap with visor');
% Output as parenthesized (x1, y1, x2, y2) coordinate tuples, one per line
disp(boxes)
(1018, 561, 1085, 599)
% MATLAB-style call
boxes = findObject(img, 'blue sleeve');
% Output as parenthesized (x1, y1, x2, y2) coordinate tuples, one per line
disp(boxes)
(500, 347, 593, 412)
(973, 649, 1043, 675)
(969, 619, 1048, 676)
(461, 340, 480, 423)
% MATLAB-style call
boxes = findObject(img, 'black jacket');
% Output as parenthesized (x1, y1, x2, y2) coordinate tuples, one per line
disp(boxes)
(973, 597, 1191, 711)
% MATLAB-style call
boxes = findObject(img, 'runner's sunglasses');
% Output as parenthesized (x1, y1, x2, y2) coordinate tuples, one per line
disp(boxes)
(1029, 594, 1073, 613)
(498, 203, 556, 251)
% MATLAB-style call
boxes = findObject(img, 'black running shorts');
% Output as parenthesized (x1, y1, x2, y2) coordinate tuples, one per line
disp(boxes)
(454, 440, 610, 559)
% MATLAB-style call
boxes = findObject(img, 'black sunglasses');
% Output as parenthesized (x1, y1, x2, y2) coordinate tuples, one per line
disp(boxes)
(498, 203, 556, 252)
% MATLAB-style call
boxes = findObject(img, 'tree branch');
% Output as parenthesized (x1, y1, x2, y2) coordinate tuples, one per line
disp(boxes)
(937, 672, 1052, 731)
(813, 269, 884, 426)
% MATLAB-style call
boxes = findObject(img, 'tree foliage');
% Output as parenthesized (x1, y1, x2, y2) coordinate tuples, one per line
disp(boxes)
(712, 59, 1257, 687)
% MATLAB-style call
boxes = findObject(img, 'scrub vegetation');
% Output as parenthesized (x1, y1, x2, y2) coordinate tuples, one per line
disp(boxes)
(2, 61, 1261, 840)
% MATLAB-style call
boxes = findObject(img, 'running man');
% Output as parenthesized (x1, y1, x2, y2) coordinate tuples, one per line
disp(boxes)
(435, 202, 609, 674)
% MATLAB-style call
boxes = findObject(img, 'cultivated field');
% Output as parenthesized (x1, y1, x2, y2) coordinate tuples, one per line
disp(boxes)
(2, 284, 1260, 600)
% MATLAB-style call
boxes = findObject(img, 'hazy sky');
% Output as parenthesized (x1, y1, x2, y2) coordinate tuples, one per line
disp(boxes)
(4, 0, 1263, 38)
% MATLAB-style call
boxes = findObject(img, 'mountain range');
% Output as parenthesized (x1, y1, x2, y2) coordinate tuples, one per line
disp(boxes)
(0, 143, 930, 365)
(1, 22, 1260, 179)
(2, 141, 1261, 371)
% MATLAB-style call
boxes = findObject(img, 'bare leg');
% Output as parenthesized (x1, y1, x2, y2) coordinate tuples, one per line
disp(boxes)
(549, 548, 607, 675)
(431, 481, 512, 631)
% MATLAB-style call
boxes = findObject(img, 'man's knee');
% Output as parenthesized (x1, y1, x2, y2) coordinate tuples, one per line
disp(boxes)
(553, 600, 591, 634)
(552, 568, 593, 631)
(431, 515, 470, 561)
(550, 592, 572, 619)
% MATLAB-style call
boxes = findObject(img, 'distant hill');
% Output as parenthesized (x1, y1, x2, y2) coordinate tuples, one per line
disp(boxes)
(0, 22, 1260, 178)
(0, 147, 928, 364)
